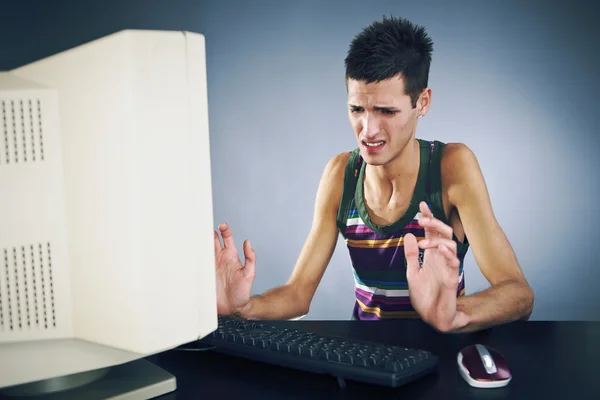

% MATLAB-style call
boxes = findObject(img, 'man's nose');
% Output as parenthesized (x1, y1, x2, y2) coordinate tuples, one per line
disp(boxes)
(362, 113, 381, 138)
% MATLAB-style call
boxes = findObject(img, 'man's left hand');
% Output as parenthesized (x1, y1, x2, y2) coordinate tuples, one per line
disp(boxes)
(404, 201, 466, 332)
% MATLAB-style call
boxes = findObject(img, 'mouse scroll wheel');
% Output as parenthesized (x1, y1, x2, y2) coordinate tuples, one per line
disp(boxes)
(482, 355, 494, 369)
(475, 344, 498, 374)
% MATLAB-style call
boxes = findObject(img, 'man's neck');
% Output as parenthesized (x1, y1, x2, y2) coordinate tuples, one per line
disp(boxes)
(364, 139, 421, 197)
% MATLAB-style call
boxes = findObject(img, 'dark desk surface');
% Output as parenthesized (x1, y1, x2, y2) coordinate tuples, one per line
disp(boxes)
(149, 319, 600, 399)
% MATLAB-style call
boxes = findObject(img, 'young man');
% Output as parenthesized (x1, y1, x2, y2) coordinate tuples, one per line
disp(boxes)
(213, 16, 534, 333)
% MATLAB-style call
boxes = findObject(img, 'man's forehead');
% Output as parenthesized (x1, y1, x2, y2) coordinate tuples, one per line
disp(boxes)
(347, 77, 409, 105)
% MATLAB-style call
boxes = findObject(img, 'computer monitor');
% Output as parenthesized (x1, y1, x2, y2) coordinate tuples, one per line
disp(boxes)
(0, 29, 217, 399)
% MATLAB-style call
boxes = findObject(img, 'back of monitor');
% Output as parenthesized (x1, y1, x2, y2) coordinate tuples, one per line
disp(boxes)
(0, 29, 217, 396)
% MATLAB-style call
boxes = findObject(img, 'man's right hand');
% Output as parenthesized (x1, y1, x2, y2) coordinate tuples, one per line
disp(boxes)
(214, 223, 256, 316)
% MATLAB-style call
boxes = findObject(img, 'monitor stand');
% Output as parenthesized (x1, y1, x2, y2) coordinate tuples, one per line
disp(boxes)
(0, 359, 176, 400)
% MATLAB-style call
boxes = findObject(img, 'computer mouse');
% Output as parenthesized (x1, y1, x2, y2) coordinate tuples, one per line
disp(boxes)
(457, 344, 512, 388)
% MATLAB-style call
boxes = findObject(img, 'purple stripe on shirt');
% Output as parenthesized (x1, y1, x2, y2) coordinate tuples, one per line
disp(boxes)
(346, 227, 425, 242)
(353, 306, 381, 320)
(346, 220, 421, 233)
(345, 225, 375, 234)
(355, 292, 415, 313)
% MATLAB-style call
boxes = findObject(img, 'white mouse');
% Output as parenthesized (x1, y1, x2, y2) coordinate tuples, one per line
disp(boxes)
(457, 344, 512, 388)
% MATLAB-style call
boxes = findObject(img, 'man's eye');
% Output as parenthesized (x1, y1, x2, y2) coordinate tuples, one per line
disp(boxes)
(350, 107, 363, 113)
(379, 109, 396, 115)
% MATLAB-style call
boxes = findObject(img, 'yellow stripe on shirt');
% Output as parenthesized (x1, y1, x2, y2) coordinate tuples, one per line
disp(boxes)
(346, 236, 425, 249)
(355, 298, 421, 319)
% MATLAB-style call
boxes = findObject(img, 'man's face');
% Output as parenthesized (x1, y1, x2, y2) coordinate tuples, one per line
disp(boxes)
(347, 76, 427, 166)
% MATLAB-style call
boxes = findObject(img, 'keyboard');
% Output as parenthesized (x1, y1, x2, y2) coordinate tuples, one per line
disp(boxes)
(197, 316, 439, 388)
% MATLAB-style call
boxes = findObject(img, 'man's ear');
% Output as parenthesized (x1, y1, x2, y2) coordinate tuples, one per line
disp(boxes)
(418, 88, 432, 117)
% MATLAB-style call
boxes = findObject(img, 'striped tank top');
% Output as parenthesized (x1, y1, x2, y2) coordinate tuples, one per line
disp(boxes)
(336, 139, 469, 320)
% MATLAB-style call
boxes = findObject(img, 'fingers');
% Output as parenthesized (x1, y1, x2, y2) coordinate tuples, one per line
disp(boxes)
(419, 201, 433, 218)
(214, 230, 223, 254)
(242, 240, 256, 281)
(418, 214, 453, 240)
(418, 202, 437, 239)
(404, 233, 421, 280)
(218, 223, 236, 248)
(418, 237, 457, 254)
(419, 237, 460, 268)
(438, 244, 461, 269)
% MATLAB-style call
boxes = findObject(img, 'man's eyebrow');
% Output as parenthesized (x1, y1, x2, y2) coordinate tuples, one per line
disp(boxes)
(348, 104, 399, 111)
(374, 105, 399, 110)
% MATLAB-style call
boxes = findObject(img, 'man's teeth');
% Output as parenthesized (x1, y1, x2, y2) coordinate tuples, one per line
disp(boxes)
(365, 142, 384, 147)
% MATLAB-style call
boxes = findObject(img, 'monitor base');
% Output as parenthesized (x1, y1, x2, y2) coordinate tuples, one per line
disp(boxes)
(0, 358, 176, 399)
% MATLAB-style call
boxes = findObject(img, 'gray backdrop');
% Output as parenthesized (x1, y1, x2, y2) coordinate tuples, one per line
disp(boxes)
(2, 0, 598, 321)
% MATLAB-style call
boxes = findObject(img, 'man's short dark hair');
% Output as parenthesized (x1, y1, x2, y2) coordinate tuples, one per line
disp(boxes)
(345, 16, 434, 108)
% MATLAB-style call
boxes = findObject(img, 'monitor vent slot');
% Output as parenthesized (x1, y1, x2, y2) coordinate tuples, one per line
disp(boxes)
(0, 99, 45, 165)
(0, 243, 56, 332)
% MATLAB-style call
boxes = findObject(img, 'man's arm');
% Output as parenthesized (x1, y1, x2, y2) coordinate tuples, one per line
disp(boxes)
(443, 143, 534, 333)
(238, 152, 350, 320)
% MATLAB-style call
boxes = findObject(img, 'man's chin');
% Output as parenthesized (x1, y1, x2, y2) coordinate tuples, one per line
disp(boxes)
(360, 152, 387, 166)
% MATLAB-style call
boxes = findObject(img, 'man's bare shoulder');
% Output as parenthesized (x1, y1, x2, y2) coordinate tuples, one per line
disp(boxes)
(313, 152, 353, 215)
(440, 142, 479, 182)
(439, 142, 486, 208)
(322, 151, 352, 184)
(330, 151, 353, 167)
